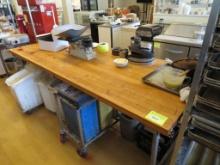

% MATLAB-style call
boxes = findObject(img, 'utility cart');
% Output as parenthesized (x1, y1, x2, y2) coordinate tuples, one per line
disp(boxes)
(52, 81, 105, 157)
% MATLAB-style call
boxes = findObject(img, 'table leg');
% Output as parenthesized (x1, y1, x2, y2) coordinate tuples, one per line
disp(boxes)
(150, 132, 160, 165)
(0, 49, 8, 76)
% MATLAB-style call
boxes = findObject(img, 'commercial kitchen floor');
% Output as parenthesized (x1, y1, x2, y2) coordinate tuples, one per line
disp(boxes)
(0, 78, 148, 165)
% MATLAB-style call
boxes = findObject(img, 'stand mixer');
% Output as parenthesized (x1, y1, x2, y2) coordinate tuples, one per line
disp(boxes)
(128, 24, 163, 64)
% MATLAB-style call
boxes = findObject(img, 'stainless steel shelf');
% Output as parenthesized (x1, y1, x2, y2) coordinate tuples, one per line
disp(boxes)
(170, 1, 220, 164)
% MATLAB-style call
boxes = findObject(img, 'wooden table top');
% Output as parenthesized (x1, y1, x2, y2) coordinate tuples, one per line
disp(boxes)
(10, 44, 185, 136)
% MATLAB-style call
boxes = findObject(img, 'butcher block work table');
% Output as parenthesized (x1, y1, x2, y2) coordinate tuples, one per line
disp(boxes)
(10, 44, 185, 165)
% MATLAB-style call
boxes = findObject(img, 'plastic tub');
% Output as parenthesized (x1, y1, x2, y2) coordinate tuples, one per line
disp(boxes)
(38, 76, 58, 113)
(162, 67, 186, 89)
(4, 58, 17, 74)
(4, 57, 24, 74)
(5, 68, 43, 113)
(98, 102, 113, 130)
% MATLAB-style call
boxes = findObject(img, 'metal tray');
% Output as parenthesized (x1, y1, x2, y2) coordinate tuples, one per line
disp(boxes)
(143, 65, 190, 95)
(204, 69, 220, 87)
(196, 85, 220, 110)
(188, 129, 220, 153)
(193, 102, 220, 121)
(208, 53, 220, 70)
(192, 113, 220, 129)
(190, 115, 220, 138)
(212, 34, 220, 51)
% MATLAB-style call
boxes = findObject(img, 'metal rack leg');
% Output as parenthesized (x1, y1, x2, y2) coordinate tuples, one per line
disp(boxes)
(150, 132, 160, 165)
(76, 110, 89, 158)
(0, 48, 9, 76)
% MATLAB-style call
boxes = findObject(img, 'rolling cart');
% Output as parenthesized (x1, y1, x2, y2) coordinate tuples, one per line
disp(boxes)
(52, 81, 103, 157)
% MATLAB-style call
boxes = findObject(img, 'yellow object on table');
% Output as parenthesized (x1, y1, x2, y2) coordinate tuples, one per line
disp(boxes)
(97, 42, 109, 53)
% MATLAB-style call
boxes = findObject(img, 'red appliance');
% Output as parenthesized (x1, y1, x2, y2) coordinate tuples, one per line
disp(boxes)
(23, 4, 58, 34)
(17, 0, 43, 6)
(16, 15, 27, 33)
(19, 1, 58, 43)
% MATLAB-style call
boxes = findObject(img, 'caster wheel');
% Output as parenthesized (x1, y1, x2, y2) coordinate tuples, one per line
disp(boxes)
(60, 133, 67, 144)
(76, 148, 88, 158)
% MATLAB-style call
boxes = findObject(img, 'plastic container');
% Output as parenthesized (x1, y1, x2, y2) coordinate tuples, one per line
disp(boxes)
(120, 113, 139, 141)
(4, 58, 17, 74)
(98, 102, 113, 130)
(162, 67, 186, 89)
(38, 76, 58, 113)
(55, 84, 100, 144)
(4, 57, 24, 75)
(5, 68, 43, 113)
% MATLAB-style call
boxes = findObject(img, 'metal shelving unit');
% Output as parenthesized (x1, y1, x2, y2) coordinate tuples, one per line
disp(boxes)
(23, 0, 37, 37)
(170, 0, 220, 164)
(0, 0, 16, 27)
(155, 0, 213, 16)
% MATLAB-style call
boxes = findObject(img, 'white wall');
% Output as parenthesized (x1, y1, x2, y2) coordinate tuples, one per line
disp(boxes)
(96, 0, 142, 10)
(53, 0, 63, 8)
(116, 0, 141, 8)
(11, 0, 23, 14)
(72, 0, 81, 10)
(62, 0, 75, 24)
(97, 0, 108, 10)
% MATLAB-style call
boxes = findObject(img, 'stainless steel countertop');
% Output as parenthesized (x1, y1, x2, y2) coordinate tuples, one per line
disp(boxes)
(154, 35, 203, 48)
(98, 21, 140, 28)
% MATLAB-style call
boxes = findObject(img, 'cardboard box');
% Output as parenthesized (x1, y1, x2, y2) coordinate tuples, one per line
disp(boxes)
(37, 34, 69, 52)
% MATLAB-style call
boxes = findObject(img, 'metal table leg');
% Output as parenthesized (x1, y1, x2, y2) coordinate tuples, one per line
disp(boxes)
(150, 132, 160, 165)
(0, 47, 8, 76)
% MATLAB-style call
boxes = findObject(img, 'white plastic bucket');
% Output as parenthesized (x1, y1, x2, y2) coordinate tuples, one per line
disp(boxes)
(5, 68, 43, 113)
